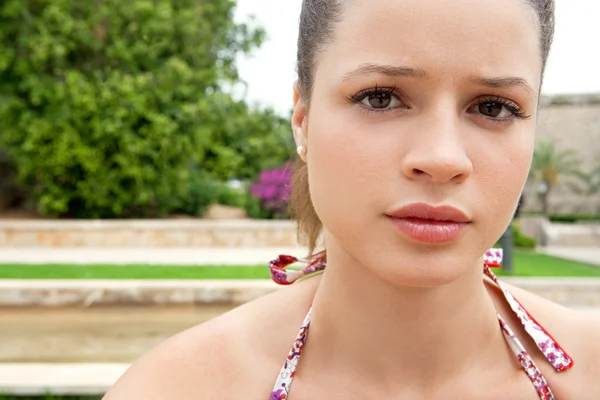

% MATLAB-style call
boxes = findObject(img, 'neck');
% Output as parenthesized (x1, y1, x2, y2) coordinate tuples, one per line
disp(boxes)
(306, 239, 508, 389)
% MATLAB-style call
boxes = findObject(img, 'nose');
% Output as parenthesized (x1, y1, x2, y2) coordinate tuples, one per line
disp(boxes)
(401, 115, 473, 184)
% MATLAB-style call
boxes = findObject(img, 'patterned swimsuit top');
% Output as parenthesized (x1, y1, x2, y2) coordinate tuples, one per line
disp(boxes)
(268, 249, 574, 400)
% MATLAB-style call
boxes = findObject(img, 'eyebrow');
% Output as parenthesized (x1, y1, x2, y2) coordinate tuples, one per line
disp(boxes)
(469, 76, 534, 96)
(342, 63, 535, 95)
(342, 63, 428, 81)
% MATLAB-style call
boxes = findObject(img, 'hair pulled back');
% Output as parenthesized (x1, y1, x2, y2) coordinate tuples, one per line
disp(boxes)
(290, 0, 555, 254)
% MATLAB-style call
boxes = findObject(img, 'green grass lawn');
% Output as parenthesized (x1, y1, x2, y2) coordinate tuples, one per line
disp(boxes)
(0, 396, 101, 400)
(494, 250, 600, 277)
(0, 264, 271, 280)
(0, 251, 599, 279)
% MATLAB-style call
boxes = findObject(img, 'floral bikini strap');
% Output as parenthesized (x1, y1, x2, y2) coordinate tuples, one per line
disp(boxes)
(483, 261, 574, 372)
(269, 253, 327, 285)
(268, 250, 501, 285)
(268, 248, 574, 373)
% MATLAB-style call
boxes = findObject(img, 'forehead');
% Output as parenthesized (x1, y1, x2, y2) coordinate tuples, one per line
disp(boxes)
(317, 0, 542, 90)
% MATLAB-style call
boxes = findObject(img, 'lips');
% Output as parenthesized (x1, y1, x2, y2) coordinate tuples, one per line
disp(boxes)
(385, 203, 471, 244)
(386, 203, 471, 223)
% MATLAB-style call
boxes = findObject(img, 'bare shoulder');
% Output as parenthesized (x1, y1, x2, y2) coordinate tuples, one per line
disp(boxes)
(104, 276, 319, 400)
(104, 311, 242, 399)
(498, 279, 600, 393)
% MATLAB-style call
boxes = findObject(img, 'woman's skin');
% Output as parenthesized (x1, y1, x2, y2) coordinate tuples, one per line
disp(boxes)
(105, 0, 600, 398)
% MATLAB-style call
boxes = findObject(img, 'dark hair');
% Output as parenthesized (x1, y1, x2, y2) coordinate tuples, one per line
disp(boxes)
(291, 0, 556, 254)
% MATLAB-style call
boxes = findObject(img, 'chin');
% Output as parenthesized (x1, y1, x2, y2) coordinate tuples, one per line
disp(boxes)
(375, 260, 467, 288)
(364, 241, 486, 288)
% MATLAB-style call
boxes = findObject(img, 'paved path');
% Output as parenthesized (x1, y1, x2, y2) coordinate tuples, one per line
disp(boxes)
(1, 246, 600, 266)
(0, 247, 307, 265)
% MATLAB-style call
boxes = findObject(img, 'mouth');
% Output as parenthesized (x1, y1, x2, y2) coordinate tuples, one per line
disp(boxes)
(385, 203, 471, 244)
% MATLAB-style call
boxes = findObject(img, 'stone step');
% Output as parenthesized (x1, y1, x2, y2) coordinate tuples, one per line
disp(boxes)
(0, 219, 298, 248)
(1, 278, 600, 308)
(0, 363, 127, 396)
(4, 308, 600, 396)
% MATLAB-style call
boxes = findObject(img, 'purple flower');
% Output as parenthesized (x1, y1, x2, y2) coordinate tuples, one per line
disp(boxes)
(271, 389, 284, 400)
(250, 163, 292, 218)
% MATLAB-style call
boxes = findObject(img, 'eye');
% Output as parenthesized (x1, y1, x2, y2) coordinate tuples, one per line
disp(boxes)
(478, 101, 511, 118)
(348, 86, 405, 112)
(363, 91, 397, 109)
(469, 96, 530, 122)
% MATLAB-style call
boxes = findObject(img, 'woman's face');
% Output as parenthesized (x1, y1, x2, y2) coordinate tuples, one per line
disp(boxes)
(293, 0, 542, 286)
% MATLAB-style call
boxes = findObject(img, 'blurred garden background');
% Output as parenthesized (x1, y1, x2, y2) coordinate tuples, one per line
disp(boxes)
(0, 0, 296, 221)
(0, 0, 599, 398)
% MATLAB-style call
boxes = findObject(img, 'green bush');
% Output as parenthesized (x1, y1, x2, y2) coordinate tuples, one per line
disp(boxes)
(520, 211, 544, 217)
(520, 213, 600, 223)
(183, 173, 250, 217)
(184, 175, 220, 217)
(549, 214, 600, 223)
(511, 222, 537, 248)
(215, 185, 246, 210)
(495, 221, 537, 249)
(549, 215, 578, 223)
(0, 0, 292, 218)
(513, 230, 537, 248)
(243, 192, 265, 219)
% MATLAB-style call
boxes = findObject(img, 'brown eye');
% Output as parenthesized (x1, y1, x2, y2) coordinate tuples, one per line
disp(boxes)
(479, 102, 505, 118)
(366, 93, 393, 109)
(468, 96, 528, 122)
(350, 87, 405, 112)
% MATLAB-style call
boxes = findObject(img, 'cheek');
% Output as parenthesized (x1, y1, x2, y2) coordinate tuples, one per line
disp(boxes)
(306, 112, 396, 225)
(473, 128, 534, 219)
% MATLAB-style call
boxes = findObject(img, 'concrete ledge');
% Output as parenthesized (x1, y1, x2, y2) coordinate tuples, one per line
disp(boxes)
(0, 279, 280, 307)
(546, 223, 600, 246)
(0, 363, 127, 395)
(0, 219, 298, 248)
(1, 278, 600, 308)
(3, 218, 600, 248)
(3, 309, 600, 396)
(0, 247, 305, 265)
(0, 219, 296, 230)
(542, 246, 600, 266)
(501, 277, 600, 307)
(540, 93, 600, 106)
(519, 217, 600, 247)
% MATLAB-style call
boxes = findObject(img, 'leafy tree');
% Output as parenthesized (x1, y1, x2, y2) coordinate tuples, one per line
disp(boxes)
(0, 148, 20, 210)
(0, 0, 289, 218)
(529, 140, 581, 217)
(198, 99, 294, 181)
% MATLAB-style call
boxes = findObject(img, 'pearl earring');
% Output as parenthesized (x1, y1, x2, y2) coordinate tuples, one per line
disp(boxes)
(297, 145, 307, 157)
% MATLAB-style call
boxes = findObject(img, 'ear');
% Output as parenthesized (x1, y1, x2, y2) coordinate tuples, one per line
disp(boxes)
(292, 81, 308, 159)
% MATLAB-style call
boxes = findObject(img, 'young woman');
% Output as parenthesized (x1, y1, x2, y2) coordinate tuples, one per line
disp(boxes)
(106, 0, 600, 398)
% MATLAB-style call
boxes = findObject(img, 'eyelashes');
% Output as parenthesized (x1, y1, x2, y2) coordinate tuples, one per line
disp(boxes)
(346, 84, 398, 103)
(345, 85, 532, 123)
(345, 85, 405, 113)
(468, 95, 531, 121)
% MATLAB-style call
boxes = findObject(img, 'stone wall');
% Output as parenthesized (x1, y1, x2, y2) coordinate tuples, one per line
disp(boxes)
(0, 220, 299, 248)
(3, 218, 600, 248)
(524, 93, 600, 213)
(0, 278, 598, 308)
